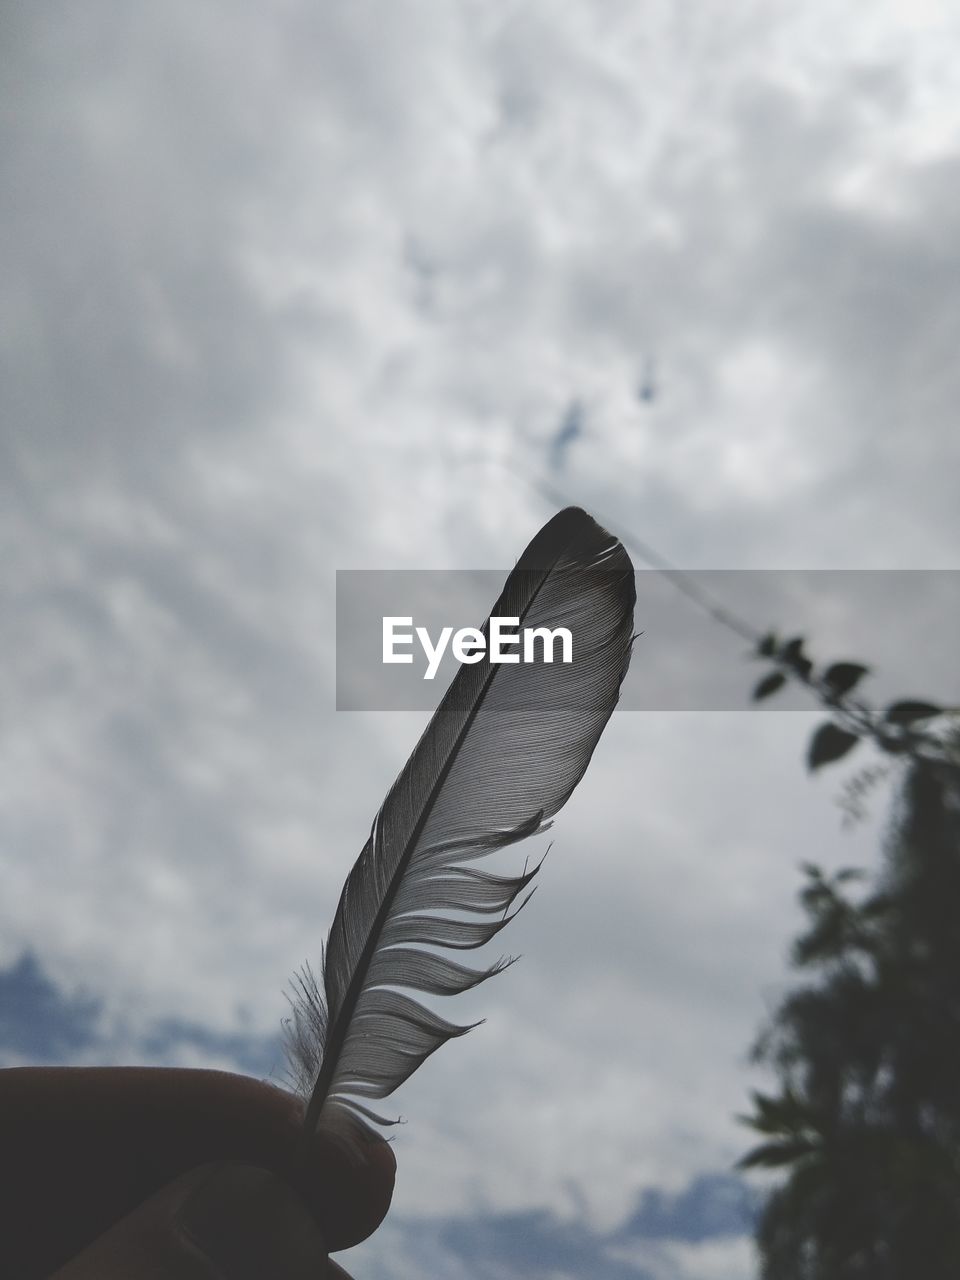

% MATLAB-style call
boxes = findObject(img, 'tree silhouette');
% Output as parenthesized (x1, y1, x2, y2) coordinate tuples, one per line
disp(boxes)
(741, 636, 960, 1278)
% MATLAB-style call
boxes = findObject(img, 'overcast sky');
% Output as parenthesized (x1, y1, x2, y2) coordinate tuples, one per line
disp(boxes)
(2, 4, 959, 1278)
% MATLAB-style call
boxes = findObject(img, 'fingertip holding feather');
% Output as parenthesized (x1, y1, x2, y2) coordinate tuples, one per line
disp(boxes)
(290, 508, 635, 1150)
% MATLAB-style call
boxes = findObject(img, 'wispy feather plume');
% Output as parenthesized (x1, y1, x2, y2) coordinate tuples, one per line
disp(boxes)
(286, 507, 636, 1146)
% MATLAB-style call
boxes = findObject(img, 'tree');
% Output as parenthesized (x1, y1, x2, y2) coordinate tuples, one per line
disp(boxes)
(740, 636, 960, 1278)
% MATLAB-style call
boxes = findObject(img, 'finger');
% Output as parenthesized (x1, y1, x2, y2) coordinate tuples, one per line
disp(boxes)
(49, 1163, 332, 1280)
(0, 1067, 395, 1279)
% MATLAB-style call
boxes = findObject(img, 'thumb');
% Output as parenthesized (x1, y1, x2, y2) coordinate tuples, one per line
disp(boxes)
(50, 1163, 336, 1280)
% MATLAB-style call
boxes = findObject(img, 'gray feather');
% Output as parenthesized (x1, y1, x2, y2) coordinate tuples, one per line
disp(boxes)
(286, 507, 636, 1145)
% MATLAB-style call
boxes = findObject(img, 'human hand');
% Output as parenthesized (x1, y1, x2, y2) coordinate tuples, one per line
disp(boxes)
(0, 1067, 396, 1279)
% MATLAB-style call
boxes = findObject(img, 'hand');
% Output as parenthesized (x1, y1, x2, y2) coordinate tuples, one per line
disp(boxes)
(0, 1067, 396, 1279)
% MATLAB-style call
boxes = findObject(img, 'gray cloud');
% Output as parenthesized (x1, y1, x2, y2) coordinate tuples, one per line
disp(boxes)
(1, 5, 959, 1276)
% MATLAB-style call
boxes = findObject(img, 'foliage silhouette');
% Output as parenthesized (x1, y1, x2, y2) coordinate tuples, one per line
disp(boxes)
(741, 634, 960, 1278)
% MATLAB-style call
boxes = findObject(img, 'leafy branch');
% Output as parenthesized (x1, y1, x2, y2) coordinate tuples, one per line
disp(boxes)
(750, 631, 952, 772)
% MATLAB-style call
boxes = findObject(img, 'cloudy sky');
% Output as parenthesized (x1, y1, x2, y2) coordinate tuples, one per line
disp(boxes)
(2, 3, 959, 1277)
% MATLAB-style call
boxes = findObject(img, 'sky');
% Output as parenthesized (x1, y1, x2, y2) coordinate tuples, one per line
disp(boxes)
(2, 3, 959, 1277)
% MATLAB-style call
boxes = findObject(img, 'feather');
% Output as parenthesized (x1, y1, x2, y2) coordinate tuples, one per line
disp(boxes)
(286, 507, 636, 1147)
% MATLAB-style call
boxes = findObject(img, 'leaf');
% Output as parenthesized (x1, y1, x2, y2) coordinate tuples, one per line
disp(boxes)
(753, 671, 786, 701)
(807, 722, 860, 771)
(744, 1089, 813, 1136)
(781, 636, 805, 663)
(737, 1138, 817, 1169)
(883, 699, 942, 725)
(756, 632, 778, 658)
(822, 662, 869, 697)
(861, 892, 894, 919)
(834, 868, 865, 883)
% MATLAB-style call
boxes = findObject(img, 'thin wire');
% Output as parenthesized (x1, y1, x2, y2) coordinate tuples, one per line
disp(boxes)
(524, 475, 954, 762)
(530, 476, 763, 647)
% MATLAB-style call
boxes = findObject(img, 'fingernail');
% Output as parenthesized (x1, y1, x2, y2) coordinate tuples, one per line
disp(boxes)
(178, 1164, 328, 1280)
